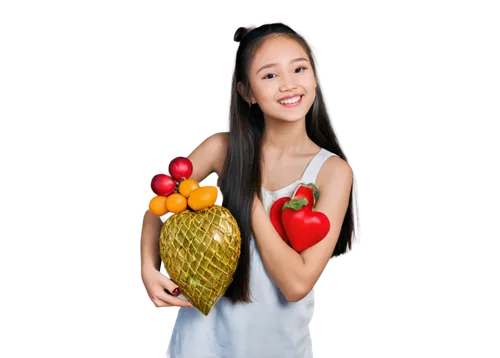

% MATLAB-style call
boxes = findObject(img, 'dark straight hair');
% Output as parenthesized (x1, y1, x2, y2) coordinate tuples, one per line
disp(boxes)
(219, 23, 359, 304)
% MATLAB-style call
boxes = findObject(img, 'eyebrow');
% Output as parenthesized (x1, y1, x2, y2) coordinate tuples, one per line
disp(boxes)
(256, 57, 309, 74)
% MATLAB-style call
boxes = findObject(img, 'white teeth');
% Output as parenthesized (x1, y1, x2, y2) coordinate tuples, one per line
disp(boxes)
(279, 96, 301, 104)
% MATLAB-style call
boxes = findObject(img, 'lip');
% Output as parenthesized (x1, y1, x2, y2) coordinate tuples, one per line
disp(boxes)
(278, 94, 303, 101)
(278, 95, 303, 107)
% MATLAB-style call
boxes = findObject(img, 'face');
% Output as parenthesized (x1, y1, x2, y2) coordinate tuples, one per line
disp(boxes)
(239, 35, 317, 122)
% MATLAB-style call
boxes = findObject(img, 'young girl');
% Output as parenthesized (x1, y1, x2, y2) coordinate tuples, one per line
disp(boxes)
(141, 22, 357, 358)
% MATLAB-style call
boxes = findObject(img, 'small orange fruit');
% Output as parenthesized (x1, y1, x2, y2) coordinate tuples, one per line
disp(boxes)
(166, 193, 188, 213)
(188, 186, 218, 211)
(178, 179, 200, 198)
(149, 196, 168, 216)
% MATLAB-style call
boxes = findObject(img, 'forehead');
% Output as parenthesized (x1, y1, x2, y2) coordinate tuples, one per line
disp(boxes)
(251, 35, 309, 69)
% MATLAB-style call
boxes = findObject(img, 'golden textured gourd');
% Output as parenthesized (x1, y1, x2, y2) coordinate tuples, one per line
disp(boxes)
(159, 205, 241, 316)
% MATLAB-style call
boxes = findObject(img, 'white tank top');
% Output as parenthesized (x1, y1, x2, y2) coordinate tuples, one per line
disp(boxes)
(166, 148, 338, 358)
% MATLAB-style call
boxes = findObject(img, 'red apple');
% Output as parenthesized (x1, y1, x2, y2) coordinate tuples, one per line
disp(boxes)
(151, 174, 176, 196)
(168, 157, 193, 182)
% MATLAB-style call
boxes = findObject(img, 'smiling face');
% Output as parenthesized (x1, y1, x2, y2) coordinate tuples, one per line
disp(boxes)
(239, 35, 317, 122)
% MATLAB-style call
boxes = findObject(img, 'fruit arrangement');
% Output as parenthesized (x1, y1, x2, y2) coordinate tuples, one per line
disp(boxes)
(149, 156, 241, 316)
(149, 157, 218, 216)
(270, 183, 331, 253)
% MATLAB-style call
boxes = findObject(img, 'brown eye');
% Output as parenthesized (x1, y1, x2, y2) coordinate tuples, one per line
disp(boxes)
(263, 73, 276, 80)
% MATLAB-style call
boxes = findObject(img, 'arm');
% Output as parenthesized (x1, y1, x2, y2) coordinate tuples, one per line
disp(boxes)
(140, 131, 228, 271)
(141, 210, 163, 271)
(251, 156, 353, 302)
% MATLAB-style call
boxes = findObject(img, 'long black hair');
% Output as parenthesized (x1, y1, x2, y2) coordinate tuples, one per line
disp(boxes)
(219, 23, 359, 304)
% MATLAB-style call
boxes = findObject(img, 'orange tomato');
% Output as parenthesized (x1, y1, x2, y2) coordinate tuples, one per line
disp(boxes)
(149, 196, 168, 216)
(178, 179, 200, 198)
(166, 193, 188, 213)
(188, 186, 218, 211)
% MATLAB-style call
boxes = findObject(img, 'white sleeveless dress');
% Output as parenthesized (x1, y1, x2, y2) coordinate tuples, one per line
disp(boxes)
(166, 148, 338, 358)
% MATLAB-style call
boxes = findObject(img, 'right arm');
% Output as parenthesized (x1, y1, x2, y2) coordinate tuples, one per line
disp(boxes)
(140, 132, 228, 306)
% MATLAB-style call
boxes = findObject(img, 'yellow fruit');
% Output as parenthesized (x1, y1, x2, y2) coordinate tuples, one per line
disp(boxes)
(178, 179, 200, 198)
(166, 193, 187, 213)
(188, 186, 218, 211)
(149, 196, 168, 216)
(159, 205, 241, 316)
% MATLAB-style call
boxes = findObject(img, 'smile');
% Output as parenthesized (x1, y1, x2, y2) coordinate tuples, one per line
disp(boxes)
(278, 95, 303, 107)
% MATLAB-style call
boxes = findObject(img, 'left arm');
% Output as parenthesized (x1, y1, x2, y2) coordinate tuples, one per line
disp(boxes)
(251, 156, 353, 302)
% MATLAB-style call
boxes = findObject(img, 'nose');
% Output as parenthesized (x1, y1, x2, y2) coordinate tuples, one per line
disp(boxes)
(279, 72, 298, 92)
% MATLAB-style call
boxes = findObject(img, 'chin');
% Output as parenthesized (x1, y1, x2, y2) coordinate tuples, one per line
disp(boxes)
(268, 108, 307, 121)
(278, 107, 311, 122)
(281, 115, 305, 122)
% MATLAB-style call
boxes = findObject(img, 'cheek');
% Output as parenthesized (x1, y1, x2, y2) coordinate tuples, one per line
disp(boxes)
(250, 81, 275, 101)
(301, 73, 317, 90)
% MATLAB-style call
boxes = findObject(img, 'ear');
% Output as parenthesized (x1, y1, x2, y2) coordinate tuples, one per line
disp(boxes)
(237, 82, 256, 104)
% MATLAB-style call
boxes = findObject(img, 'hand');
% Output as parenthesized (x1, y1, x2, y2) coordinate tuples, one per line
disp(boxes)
(141, 266, 193, 308)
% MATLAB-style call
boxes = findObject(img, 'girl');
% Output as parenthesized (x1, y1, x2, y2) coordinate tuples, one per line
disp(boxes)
(141, 22, 357, 358)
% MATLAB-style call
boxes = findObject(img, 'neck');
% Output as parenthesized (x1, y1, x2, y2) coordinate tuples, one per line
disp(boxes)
(261, 116, 315, 156)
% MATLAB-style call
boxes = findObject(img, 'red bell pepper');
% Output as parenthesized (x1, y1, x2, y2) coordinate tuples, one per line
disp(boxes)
(292, 183, 320, 210)
(281, 198, 330, 252)
(270, 196, 291, 245)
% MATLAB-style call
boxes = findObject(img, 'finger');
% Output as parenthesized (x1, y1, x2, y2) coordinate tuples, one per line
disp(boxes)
(151, 299, 189, 308)
(155, 287, 182, 302)
(164, 287, 181, 297)
(159, 291, 193, 308)
(153, 298, 172, 307)
(177, 292, 193, 304)
(160, 276, 181, 296)
(165, 296, 193, 307)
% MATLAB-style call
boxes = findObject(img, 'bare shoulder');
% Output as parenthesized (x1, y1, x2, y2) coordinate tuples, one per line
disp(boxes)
(212, 132, 229, 175)
(186, 132, 229, 185)
(316, 155, 353, 192)
(201, 131, 228, 154)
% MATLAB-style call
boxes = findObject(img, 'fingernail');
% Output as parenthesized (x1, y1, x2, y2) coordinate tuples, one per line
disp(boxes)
(172, 288, 180, 296)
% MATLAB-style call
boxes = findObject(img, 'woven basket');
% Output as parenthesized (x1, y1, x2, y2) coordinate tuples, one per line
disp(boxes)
(159, 205, 241, 316)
